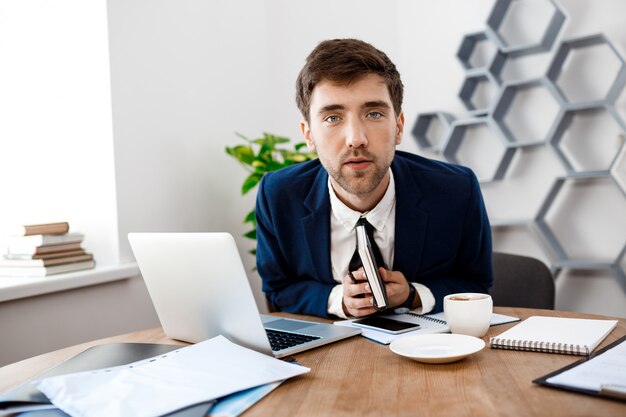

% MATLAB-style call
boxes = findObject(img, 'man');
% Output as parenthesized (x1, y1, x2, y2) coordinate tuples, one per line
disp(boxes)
(255, 38, 493, 318)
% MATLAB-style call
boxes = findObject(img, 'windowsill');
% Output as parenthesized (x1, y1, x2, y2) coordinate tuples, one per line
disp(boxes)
(0, 263, 140, 303)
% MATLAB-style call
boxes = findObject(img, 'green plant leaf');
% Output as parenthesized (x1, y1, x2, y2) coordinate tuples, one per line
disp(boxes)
(279, 148, 296, 157)
(233, 145, 256, 165)
(269, 135, 290, 144)
(226, 132, 317, 267)
(251, 159, 267, 169)
(242, 172, 263, 195)
(235, 132, 248, 140)
(258, 142, 272, 159)
(244, 210, 256, 226)
(290, 154, 308, 163)
(266, 160, 283, 171)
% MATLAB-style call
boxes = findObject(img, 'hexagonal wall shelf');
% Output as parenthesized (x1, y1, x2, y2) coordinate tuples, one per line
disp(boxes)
(547, 33, 626, 104)
(457, 31, 498, 70)
(480, 144, 566, 221)
(490, 220, 558, 270)
(617, 246, 626, 293)
(611, 141, 626, 197)
(535, 175, 626, 263)
(431, 0, 626, 296)
(616, 76, 626, 122)
(459, 70, 500, 116)
(492, 78, 562, 145)
(550, 104, 626, 174)
(490, 220, 557, 260)
(486, 0, 566, 57)
(488, 50, 509, 84)
(411, 112, 455, 152)
(442, 118, 516, 182)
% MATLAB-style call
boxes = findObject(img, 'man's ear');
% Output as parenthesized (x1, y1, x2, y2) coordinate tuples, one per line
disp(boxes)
(301, 120, 316, 151)
(395, 112, 405, 145)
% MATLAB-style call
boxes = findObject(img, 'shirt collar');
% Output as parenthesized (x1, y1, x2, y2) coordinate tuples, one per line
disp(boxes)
(328, 169, 396, 233)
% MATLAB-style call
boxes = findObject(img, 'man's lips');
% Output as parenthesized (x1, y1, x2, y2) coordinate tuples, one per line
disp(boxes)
(344, 158, 372, 170)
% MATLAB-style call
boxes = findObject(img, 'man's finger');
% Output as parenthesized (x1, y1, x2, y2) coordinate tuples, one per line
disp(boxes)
(379, 267, 390, 282)
(350, 268, 367, 281)
(344, 281, 370, 297)
(344, 293, 374, 310)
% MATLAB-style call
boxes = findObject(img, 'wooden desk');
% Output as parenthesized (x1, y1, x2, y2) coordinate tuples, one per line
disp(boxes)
(1, 307, 625, 417)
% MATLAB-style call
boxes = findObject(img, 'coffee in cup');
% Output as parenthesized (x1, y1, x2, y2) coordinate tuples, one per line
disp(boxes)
(443, 293, 492, 338)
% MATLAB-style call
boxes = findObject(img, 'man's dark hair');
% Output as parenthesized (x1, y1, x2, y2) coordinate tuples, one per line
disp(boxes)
(296, 38, 404, 123)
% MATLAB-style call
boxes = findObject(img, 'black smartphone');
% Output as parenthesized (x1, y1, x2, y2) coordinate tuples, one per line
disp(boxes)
(352, 316, 421, 334)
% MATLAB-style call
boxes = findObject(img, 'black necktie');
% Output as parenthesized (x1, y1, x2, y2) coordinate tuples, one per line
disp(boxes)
(349, 217, 386, 273)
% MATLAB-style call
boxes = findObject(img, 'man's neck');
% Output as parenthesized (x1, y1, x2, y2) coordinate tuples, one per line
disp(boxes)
(330, 172, 391, 213)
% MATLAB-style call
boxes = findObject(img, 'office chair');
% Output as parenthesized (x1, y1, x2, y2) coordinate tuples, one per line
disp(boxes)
(490, 251, 555, 309)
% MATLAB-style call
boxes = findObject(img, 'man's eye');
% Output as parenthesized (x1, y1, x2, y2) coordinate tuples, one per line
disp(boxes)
(367, 111, 383, 119)
(325, 115, 340, 123)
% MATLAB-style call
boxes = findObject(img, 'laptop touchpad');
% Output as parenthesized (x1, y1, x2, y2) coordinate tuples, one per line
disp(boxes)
(266, 319, 317, 332)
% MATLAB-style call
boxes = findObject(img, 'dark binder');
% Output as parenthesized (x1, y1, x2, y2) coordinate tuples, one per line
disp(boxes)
(0, 343, 215, 416)
(533, 334, 626, 402)
(355, 223, 388, 311)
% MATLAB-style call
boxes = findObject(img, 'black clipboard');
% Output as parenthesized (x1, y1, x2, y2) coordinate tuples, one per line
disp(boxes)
(533, 334, 626, 402)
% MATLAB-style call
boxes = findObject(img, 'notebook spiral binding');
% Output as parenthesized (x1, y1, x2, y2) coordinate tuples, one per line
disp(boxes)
(403, 312, 447, 325)
(489, 338, 590, 356)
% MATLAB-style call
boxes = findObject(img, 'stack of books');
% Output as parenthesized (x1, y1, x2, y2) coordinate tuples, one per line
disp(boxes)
(0, 222, 95, 277)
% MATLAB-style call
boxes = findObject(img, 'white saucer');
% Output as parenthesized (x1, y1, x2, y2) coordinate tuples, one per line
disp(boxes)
(389, 333, 485, 364)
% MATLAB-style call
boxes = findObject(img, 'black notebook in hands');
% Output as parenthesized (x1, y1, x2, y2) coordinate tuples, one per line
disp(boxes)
(356, 223, 388, 311)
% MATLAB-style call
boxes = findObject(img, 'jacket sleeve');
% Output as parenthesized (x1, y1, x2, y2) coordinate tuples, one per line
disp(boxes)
(255, 175, 335, 317)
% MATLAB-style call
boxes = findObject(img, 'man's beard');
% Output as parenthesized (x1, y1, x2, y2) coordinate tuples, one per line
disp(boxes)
(324, 150, 390, 196)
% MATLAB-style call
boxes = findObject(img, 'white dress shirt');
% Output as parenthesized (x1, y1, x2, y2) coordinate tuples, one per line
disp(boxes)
(326, 169, 435, 318)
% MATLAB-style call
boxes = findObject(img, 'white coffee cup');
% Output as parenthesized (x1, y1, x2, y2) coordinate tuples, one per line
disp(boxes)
(443, 293, 493, 338)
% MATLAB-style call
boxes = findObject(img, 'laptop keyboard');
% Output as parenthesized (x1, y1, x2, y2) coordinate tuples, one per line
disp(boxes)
(265, 329, 321, 351)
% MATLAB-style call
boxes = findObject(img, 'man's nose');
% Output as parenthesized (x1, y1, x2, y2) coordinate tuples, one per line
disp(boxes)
(345, 118, 367, 148)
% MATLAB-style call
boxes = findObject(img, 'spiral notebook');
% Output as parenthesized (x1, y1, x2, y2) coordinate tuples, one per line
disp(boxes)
(490, 316, 618, 356)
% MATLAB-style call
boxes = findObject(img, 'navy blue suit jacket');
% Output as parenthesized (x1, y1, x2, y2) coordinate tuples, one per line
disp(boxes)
(255, 150, 493, 318)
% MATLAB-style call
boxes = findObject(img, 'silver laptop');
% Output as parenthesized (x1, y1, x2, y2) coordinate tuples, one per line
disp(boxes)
(128, 232, 360, 358)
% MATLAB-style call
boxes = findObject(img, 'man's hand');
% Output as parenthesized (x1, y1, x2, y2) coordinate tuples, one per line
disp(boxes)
(342, 268, 421, 316)
(341, 268, 378, 317)
(379, 268, 414, 308)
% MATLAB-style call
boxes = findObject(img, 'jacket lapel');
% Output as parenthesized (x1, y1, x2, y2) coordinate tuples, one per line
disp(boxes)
(392, 158, 428, 279)
(299, 157, 428, 283)
(301, 168, 334, 283)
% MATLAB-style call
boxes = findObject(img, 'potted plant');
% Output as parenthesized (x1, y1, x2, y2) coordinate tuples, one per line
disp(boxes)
(225, 133, 317, 255)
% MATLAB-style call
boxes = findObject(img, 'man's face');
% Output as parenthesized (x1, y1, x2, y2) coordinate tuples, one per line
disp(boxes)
(301, 73, 404, 199)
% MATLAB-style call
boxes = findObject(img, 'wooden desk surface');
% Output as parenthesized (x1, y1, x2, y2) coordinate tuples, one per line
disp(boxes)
(1, 307, 625, 417)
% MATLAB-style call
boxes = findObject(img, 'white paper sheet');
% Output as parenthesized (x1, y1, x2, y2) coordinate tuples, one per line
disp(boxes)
(546, 337, 626, 392)
(35, 335, 309, 417)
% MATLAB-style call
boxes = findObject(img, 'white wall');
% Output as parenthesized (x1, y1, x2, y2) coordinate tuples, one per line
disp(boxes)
(106, 0, 270, 310)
